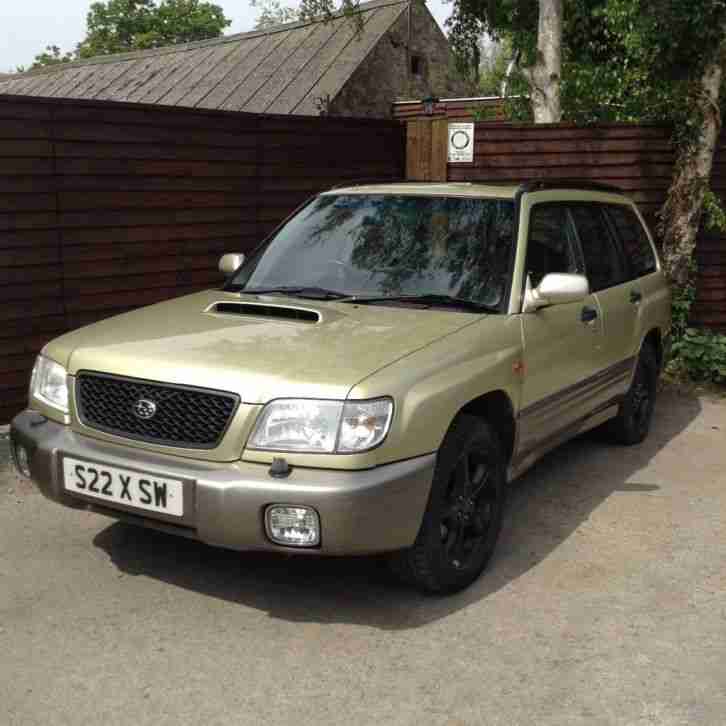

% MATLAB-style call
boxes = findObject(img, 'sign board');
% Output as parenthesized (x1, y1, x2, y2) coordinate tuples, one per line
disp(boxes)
(448, 122, 474, 163)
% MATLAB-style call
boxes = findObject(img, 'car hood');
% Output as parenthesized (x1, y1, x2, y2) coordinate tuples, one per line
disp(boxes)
(46, 290, 481, 403)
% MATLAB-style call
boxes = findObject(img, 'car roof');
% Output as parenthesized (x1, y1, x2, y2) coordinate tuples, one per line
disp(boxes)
(322, 181, 631, 201)
(322, 182, 520, 199)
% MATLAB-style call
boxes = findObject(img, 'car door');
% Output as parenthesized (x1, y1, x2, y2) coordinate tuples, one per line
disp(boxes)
(517, 202, 605, 456)
(569, 203, 637, 401)
(603, 201, 665, 359)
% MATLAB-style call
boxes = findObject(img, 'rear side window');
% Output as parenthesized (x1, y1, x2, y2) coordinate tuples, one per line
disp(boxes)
(525, 204, 583, 287)
(606, 204, 657, 279)
(570, 204, 626, 292)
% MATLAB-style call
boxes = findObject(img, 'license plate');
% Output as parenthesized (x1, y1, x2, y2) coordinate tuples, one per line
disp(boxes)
(62, 456, 184, 517)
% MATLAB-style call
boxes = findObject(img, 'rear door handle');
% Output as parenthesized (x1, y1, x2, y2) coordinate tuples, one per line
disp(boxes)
(630, 289, 642, 304)
(581, 306, 598, 323)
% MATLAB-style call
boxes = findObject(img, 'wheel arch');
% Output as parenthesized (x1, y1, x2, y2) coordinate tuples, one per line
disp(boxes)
(458, 390, 516, 465)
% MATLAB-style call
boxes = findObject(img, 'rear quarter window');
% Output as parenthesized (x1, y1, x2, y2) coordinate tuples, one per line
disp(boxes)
(606, 204, 657, 279)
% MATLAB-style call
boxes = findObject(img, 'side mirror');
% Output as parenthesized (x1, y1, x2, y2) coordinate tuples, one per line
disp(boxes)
(219, 253, 245, 276)
(524, 273, 589, 312)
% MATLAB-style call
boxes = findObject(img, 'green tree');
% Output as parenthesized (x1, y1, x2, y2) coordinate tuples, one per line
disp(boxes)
(20, 0, 231, 68)
(449, 0, 563, 122)
(450, 0, 726, 286)
(600, 0, 726, 286)
(77, 0, 230, 57)
(295, 0, 364, 33)
(17, 45, 75, 72)
(478, 40, 509, 97)
(447, 37, 521, 99)
(251, 0, 299, 29)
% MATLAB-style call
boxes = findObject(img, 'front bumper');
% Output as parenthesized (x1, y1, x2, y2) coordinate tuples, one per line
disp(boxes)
(10, 410, 435, 555)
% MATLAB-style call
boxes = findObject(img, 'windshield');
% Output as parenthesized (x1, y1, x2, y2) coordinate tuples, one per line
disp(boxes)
(227, 194, 516, 310)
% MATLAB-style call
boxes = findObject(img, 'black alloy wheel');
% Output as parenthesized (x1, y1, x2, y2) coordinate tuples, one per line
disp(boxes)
(389, 415, 506, 594)
(440, 449, 498, 571)
(607, 342, 658, 445)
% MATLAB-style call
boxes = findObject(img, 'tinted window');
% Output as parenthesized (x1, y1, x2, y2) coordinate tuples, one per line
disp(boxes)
(606, 204, 657, 278)
(229, 195, 516, 309)
(570, 204, 626, 292)
(525, 204, 583, 287)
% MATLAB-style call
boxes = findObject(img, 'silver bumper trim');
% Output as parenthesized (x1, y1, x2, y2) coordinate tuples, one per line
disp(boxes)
(10, 410, 435, 556)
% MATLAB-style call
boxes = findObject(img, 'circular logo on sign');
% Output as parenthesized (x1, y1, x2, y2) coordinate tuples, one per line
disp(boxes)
(451, 130, 471, 150)
(133, 399, 157, 420)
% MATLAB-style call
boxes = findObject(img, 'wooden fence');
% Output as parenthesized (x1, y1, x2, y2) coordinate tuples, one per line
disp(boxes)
(0, 94, 405, 423)
(408, 119, 726, 331)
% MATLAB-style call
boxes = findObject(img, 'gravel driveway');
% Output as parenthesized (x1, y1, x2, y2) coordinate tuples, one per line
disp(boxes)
(1, 388, 725, 726)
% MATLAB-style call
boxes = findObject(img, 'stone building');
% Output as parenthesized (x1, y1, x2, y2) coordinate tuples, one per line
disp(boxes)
(0, 0, 466, 118)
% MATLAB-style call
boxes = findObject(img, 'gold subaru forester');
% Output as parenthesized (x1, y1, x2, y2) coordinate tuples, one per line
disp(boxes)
(11, 181, 671, 593)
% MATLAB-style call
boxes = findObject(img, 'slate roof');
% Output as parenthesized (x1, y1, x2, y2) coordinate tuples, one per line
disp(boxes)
(0, 0, 408, 114)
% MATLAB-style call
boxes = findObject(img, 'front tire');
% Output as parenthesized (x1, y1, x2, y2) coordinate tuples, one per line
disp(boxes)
(388, 415, 506, 594)
(607, 343, 658, 445)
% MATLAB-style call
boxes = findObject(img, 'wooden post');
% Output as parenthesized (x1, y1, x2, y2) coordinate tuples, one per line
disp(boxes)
(406, 118, 448, 181)
(406, 120, 430, 180)
(430, 118, 448, 182)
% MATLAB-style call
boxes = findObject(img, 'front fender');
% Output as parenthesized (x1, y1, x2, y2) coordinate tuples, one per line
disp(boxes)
(349, 316, 523, 465)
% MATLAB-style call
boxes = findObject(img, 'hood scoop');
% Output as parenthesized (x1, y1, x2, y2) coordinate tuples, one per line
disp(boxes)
(208, 301, 321, 323)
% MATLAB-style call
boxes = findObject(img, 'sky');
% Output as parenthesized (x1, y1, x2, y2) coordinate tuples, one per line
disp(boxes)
(0, 0, 453, 73)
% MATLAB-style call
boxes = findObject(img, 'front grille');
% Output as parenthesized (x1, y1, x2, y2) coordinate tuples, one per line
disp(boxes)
(76, 372, 239, 448)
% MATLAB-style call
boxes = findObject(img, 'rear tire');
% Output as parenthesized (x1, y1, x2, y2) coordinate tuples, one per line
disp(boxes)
(607, 343, 658, 445)
(388, 415, 506, 594)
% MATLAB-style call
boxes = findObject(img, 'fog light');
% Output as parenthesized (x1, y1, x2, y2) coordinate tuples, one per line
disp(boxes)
(13, 443, 31, 478)
(265, 505, 320, 547)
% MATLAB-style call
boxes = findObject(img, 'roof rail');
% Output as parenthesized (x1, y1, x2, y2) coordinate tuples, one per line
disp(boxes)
(518, 179, 623, 194)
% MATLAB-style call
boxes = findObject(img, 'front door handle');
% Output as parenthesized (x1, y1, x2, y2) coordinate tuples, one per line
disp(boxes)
(581, 306, 598, 323)
(630, 289, 643, 304)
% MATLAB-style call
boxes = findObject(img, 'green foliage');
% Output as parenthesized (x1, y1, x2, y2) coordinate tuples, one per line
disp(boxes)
(296, 0, 363, 32)
(702, 190, 726, 233)
(471, 106, 499, 122)
(501, 94, 532, 122)
(17, 45, 74, 72)
(671, 328, 726, 385)
(77, 0, 230, 58)
(449, 0, 726, 126)
(478, 44, 504, 95)
(450, 0, 726, 299)
(21, 0, 231, 65)
(670, 282, 696, 341)
(667, 283, 726, 385)
(251, 0, 299, 29)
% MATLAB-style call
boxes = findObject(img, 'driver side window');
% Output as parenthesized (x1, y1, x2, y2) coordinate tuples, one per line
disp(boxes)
(525, 204, 583, 287)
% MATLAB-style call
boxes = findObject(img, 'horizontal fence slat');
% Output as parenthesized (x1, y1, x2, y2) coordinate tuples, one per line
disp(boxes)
(0, 315, 67, 339)
(473, 139, 675, 155)
(60, 221, 256, 244)
(0, 334, 58, 356)
(0, 118, 51, 139)
(0, 139, 53, 156)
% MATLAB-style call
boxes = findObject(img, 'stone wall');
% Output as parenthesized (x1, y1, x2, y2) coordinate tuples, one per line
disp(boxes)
(329, 1, 467, 119)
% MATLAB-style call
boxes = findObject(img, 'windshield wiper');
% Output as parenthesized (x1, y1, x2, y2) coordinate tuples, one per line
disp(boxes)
(339, 294, 497, 313)
(240, 286, 348, 300)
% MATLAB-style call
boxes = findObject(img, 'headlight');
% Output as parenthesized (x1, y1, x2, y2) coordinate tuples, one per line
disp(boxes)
(248, 397, 393, 454)
(249, 399, 341, 453)
(30, 355, 69, 414)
